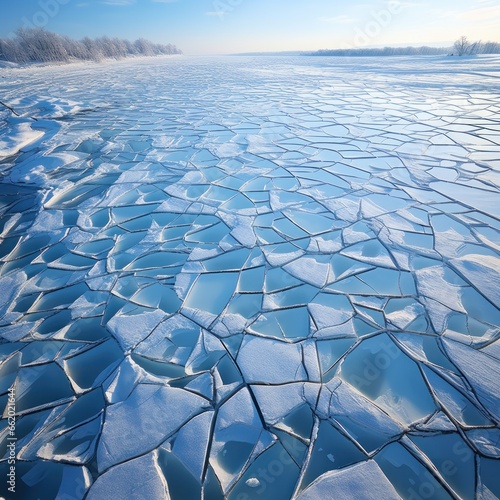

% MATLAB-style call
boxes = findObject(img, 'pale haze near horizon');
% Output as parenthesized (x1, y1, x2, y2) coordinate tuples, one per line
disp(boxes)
(0, 0, 499, 55)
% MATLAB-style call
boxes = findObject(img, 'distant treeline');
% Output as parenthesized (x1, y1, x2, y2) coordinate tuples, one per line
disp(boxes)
(0, 28, 182, 64)
(304, 41, 500, 57)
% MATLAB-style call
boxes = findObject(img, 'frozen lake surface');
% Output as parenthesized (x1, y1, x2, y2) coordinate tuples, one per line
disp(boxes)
(0, 55, 499, 499)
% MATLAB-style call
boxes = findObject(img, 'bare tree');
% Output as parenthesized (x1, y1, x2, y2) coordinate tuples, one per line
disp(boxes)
(454, 36, 470, 56)
(453, 36, 481, 56)
(469, 40, 482, 55)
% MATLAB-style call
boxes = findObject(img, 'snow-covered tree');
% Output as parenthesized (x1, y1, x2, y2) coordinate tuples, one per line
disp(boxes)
(453, 36, 482, 56)
(0, 28, 182, 64)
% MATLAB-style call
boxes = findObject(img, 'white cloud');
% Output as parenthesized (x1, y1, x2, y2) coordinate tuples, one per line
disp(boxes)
(436, 4, 500, 22)
(456, 4, 500, 22)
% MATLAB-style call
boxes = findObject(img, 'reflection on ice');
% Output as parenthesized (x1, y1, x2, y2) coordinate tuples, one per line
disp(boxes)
(1, 55, 500, 498)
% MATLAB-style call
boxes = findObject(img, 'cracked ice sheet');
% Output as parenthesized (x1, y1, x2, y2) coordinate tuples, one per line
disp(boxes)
(0, 55, 500, 499)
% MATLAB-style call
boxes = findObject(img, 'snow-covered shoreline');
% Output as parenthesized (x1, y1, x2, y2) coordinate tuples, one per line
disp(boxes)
(0, 53, 184, 72)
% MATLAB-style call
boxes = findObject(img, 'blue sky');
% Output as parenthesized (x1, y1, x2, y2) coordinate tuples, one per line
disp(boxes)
(1, 0, 499, 55)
